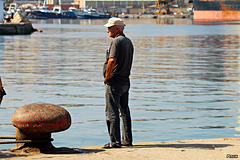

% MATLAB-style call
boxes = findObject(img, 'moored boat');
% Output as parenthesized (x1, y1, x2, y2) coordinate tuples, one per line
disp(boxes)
(82, 8, 111, 19)
(69, 7, 111, 19)
(193, 0, 240, 21)
(28, 6, 77, 19)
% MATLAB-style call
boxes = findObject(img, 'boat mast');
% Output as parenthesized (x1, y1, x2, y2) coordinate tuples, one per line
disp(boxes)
(43, 0, 46, 7)
(59, 0, 61, 12)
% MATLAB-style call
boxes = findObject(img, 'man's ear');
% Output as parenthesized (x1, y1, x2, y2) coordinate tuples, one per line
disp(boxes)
(116, 26, 120, 31)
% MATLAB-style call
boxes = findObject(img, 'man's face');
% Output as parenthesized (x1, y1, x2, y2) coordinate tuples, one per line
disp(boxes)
(107, 26, 118, 38)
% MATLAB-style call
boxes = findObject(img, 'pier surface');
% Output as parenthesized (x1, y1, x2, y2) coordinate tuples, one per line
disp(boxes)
(0, 138, 239, 160)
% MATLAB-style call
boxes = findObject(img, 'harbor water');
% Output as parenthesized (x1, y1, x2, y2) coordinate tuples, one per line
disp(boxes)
(0, 18, 240, 149)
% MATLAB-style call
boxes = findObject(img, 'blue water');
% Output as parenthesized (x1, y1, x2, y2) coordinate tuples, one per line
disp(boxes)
(0, 18, 240, 149)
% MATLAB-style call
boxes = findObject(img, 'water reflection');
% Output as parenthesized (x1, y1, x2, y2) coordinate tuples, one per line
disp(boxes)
(155, 18, 194, 25)
(236, 108, 240, 135)
(0, 37, 4, 62)
(194, 20, 240, 25)
(30, 17, 195, 26)
(130, 24, 240, 142)
(0, 19, 240, 149)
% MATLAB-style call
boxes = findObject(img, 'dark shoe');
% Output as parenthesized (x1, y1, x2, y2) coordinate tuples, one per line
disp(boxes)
(122, 142, 133, 146)
(102, 143, 121, 149)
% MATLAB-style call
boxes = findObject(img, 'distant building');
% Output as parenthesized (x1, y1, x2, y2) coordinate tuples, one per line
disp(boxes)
(71, 0, 189, 9)
(73, 0, 156, 9)
(7, 0, 188, 9)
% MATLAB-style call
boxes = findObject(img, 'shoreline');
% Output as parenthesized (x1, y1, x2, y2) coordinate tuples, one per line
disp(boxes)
(117, 13, 193, 19)
(1, 138, 239, 160)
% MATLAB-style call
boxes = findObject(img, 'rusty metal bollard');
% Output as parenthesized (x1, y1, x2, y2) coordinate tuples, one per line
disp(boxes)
(12, 103, 71, 152)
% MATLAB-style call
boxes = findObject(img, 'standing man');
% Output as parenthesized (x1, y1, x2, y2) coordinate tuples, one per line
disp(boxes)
(103, 18, 134, 148)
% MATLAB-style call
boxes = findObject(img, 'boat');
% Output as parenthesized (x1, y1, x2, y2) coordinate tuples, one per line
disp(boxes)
(6, 3, 18, 15)
(193, 0, 240, 21)
(28, 6, 77, 19)
(68, 7, 85, 18)
(82, 8, 111, 19)
(26, 0, 77, 19)
(69, 7, 111, 19)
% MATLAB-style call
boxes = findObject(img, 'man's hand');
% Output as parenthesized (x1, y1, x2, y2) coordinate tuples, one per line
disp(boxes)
(0, 77, 6, 105)
(105, 58, 116, 84)
(105, 75, 112, 84)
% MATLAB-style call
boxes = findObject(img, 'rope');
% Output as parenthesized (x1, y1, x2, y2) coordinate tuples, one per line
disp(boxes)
(0, 138, 54, 144)
(0, 136, 16, 139)
(0, 140, 32, 144)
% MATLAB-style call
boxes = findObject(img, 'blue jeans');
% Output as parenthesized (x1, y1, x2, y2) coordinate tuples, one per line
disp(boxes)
(105, 79, 132, 146)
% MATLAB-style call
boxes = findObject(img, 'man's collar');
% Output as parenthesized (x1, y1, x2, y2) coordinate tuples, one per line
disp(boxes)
(115, 33, 125, 38)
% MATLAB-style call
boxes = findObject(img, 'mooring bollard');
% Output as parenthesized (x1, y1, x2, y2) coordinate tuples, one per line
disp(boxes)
(12, 103, 71, 152)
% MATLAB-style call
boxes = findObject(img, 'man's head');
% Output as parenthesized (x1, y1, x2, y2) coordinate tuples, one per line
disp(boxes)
(104, 18, 126, 38)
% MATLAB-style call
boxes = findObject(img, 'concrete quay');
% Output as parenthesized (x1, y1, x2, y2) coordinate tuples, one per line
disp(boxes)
(118, 13, 193, 19)
(0, 22, 37, 35)
(0, 12, 40, 35)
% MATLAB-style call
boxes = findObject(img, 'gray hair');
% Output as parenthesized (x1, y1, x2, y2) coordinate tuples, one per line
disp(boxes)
(116, 25, 125, 32)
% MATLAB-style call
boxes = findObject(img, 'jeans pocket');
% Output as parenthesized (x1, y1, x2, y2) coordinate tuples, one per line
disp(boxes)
(110, 83, 122, 96)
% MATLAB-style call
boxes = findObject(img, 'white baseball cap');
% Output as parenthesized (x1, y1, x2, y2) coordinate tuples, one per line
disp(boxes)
(104, 17, 126, 27)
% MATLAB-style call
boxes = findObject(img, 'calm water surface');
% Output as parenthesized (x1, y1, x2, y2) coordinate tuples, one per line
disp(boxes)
(0, 18, 240, 149)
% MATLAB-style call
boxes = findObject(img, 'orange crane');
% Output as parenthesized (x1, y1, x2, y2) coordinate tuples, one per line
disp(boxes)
(154, 0, 173, 15)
